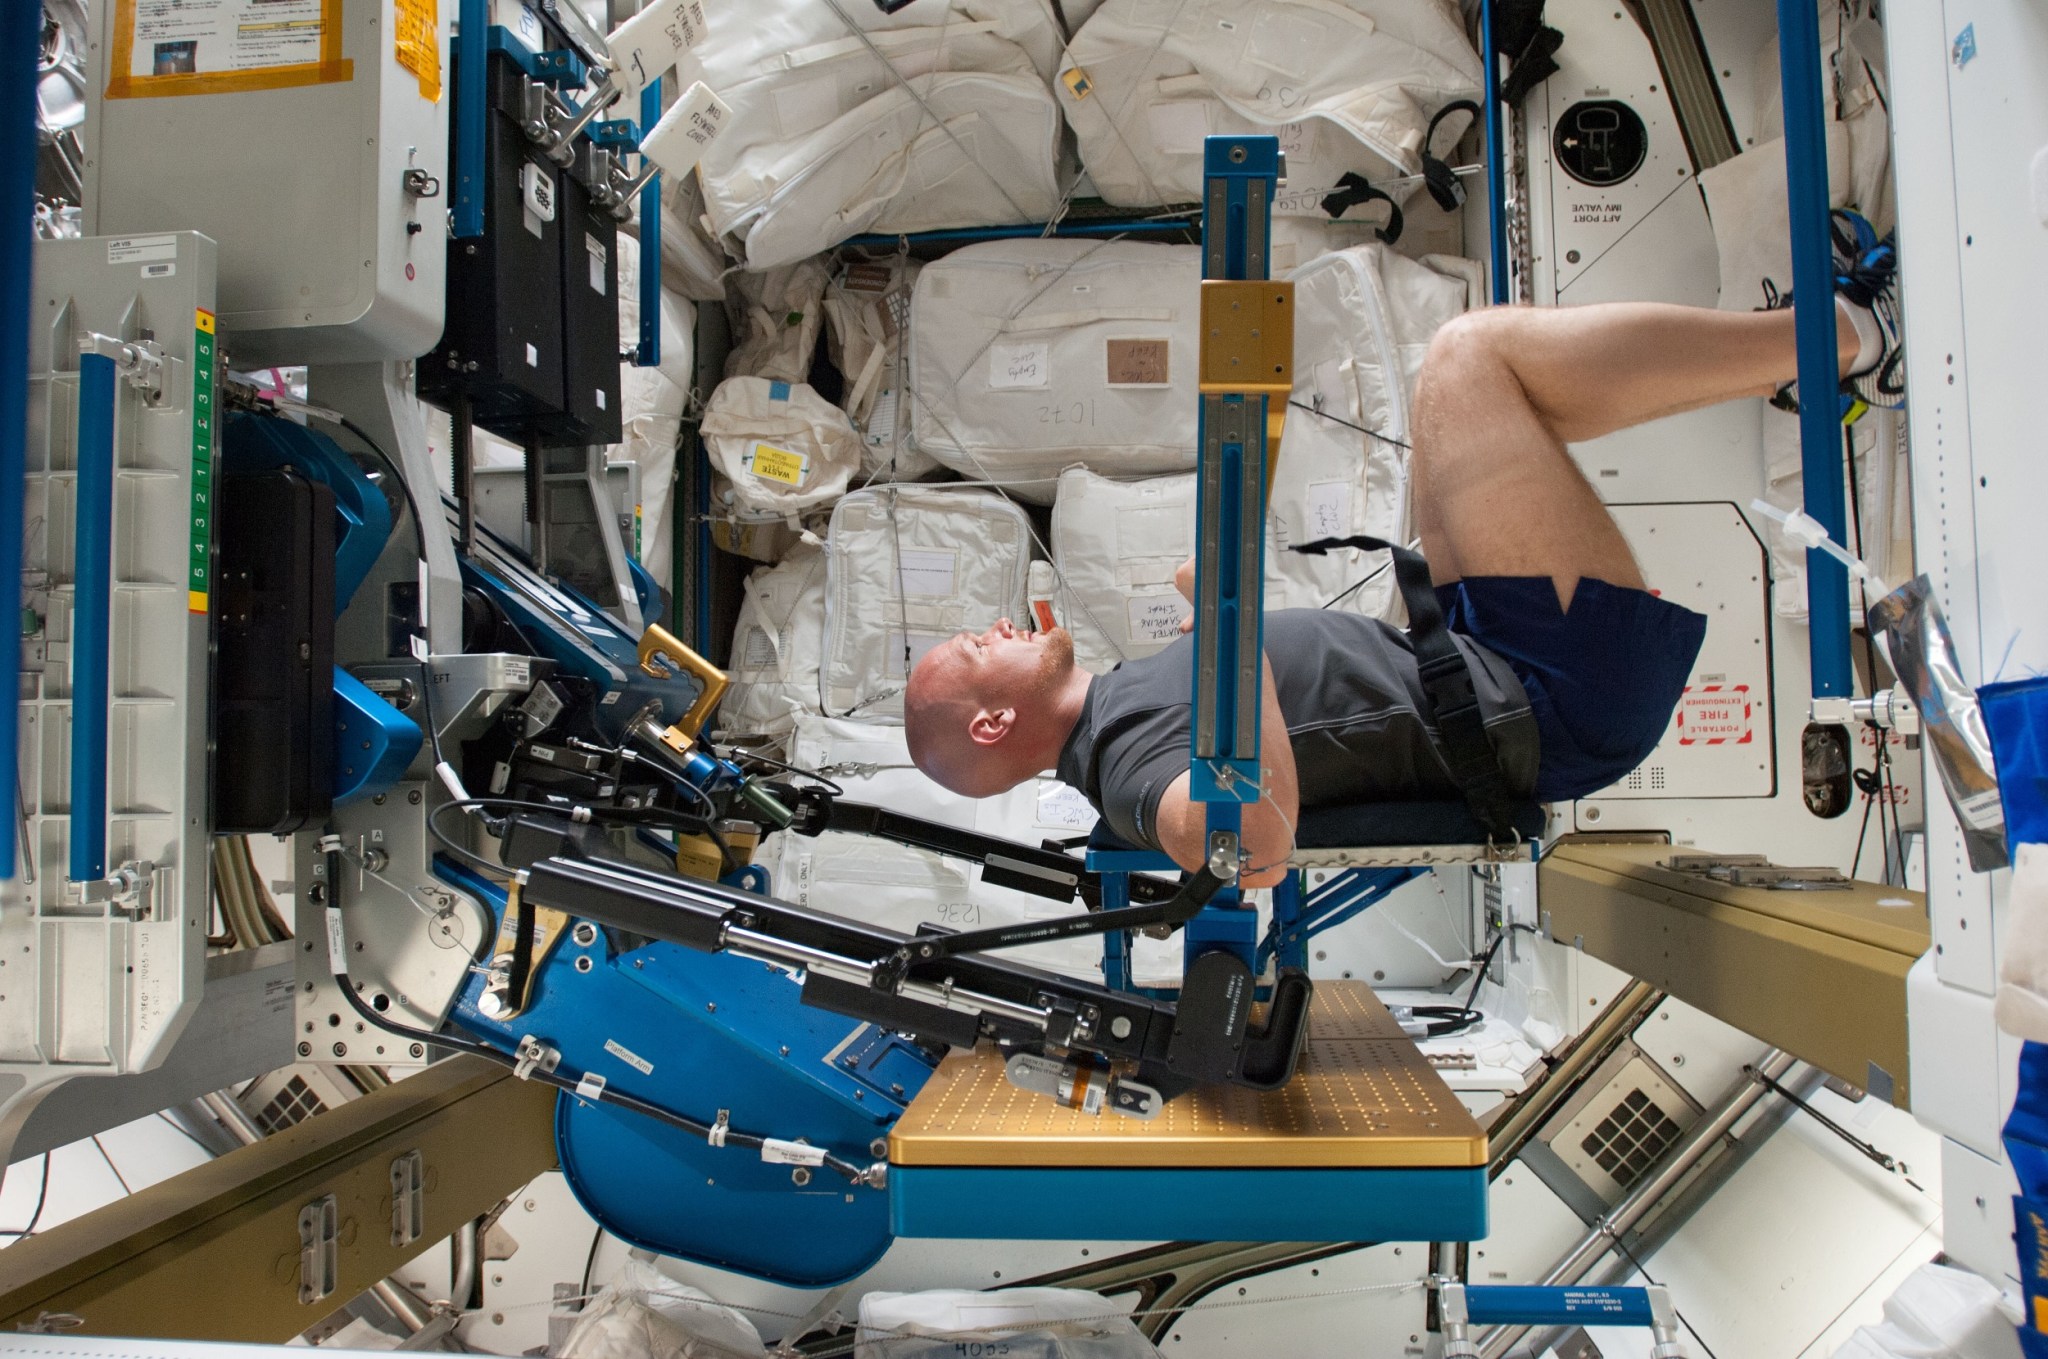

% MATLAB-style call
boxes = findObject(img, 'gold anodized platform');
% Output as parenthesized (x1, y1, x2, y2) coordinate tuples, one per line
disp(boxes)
(891, 982, 1488, 1169)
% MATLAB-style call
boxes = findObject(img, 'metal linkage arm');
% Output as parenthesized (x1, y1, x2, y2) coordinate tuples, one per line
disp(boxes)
(793, 791, 1181, 908)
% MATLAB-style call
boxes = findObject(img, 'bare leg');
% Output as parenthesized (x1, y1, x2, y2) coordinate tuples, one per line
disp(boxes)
(1411, 302, 1859, 606)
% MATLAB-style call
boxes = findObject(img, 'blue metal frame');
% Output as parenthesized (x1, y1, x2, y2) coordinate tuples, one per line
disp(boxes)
(1261, 868, 1422, 974)
(484, 29, 589, 88)
(1461, 1285, 1656, 1326)
(1184, 136, 1284, 973)
(892, 1165, 1488, 1242)
(1776, 0, 1853, 699)
(453, 0, 489, 239)
(69, 353, 117, 883)
(636, 80, 664, 369)
(0, 0, 36, 879)
(1479, 0, 1510, 305)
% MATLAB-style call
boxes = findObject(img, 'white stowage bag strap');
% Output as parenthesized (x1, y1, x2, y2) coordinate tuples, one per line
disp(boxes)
(718, 541, 828, 747)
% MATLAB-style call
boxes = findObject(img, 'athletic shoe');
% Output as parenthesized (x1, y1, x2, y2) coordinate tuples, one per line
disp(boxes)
(1759, 209, 1904, 419)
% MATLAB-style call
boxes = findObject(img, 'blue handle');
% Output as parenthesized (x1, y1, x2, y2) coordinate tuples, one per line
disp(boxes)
(1462, 1286, 1656, 1326)
(636, 78, 663, 369)
(1775, 0, 1853, 700)
(0, 0, 37, 879)
(1479, 0, 1509, 304)
(71, 352, 117, 883)
(453, 0, 488, 239)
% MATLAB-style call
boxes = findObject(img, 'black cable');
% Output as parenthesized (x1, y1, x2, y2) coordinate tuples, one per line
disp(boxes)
(1, 1155, 50, 1239)
(732, 749, 844, 798)
(579, 1222, 607, 1299)
(1842, 428, 1904, 883)
(331, 968, 867, 1184)
(1319, 561, 1392, 611)
(1286, 400, 1412, 451)
(1746, 1063, 1928, 1195)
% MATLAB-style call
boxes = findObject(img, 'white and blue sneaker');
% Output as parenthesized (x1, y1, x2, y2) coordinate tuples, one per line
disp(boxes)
(1762, 209, 1904, 420)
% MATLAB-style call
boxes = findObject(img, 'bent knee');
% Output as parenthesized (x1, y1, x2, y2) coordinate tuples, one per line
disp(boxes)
(1421, 306, 1527, 378)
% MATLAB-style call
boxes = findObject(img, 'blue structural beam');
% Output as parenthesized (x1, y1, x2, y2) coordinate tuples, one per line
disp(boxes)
(1480, 0, 1510, 305)
(636, 79, 663, 369)
(1461, 1285, 1657, 1327)
(0, 0, 36, 879)
(453, 0, 488, 239)
(1775, 0, 1853, 699)
(70, 353, 117, 883)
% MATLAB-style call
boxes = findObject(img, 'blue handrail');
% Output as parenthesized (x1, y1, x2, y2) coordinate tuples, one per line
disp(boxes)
(0, 0, 36, 879)
(636, 79, 663, 369)
(71, 353, 117, 883)
(453, 0, 488, 239)
(1480, 0, 1510, 304)
(1775, 0, 1853, 700)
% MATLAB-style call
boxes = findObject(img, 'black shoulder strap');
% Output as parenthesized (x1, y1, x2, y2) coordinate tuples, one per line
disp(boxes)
(1293, 536, 1523, 841)
(1319, 173, 1404, 245)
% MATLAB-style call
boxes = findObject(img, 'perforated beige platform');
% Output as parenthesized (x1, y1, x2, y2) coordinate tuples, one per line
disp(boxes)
(890, 982, 1487, 1169)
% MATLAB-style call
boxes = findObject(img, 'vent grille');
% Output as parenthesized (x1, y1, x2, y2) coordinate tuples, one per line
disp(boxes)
(1579, 1088, 1683, 1190)
(256, 1074, 328, 1134)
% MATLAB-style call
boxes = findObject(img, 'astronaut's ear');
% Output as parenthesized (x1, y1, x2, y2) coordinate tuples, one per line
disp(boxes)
(968, 708, 1016, 747)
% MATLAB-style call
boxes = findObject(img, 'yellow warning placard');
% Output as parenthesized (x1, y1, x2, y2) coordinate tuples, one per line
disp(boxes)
(394, 0, 440, 101)
(106, 0, 352, 100)
(748, 444, 806, 486)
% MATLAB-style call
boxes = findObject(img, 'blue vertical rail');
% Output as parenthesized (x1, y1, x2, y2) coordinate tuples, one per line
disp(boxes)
(453, 0, 488, 239)
(636, 79, 663, 369)
(1479, 0, 1509, 304)
(1776, 0, 1853, 700)
(70, 354, 117, 883)
(0, 0, 38, 879)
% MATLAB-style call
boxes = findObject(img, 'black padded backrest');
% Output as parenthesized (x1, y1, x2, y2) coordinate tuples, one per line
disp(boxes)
(1086, 799, 1546, 855)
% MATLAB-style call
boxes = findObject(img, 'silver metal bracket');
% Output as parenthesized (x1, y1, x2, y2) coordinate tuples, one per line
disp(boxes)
(70, 859, 160, 918)
(1205, 830, 1241, 881)
(79, 331, 166, 403)
(298, 1194, 340, 1304)
(512, 1035, 560, 1081)
(389, 1149, 425, 1247)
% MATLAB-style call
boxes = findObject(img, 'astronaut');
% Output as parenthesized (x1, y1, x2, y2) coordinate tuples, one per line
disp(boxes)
(906, 238, 1899, 886)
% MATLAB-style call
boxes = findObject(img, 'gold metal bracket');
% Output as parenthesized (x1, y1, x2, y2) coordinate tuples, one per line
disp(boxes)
(635, 624, 729, 741)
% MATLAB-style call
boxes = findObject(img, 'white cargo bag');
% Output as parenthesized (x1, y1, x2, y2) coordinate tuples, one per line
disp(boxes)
(690, 1, 1067, 271)
(822, 256, 943, 482)
(613, 233, 693, 586)
(700, 378, 861, 517)
(821, 487, 1032, 720)
(717, 541, 827, 746)
(1057, 0, 1481, 214)
(1050, 469, 1196, 674)
(654, 173, 731, 303)
(723, 257, 830, 383)
(1265, 243, 1468, 618)
(908, 239, 1200, 502)
(560, 1259, 767, 1359)
(715, 73, 1064, 272)
(856, 1288, 1155, 1359)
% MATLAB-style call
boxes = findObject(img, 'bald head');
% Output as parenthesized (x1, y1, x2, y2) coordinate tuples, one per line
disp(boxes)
(903, 619, 1090, 799)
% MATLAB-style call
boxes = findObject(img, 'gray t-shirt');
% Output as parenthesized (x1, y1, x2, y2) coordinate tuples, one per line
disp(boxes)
(1054, 609, 1539, 851)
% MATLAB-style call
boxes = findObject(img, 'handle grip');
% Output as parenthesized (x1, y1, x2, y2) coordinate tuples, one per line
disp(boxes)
(636, 623, 729, 740)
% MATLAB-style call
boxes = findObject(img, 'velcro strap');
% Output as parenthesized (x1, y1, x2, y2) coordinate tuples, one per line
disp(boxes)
(1318, 174, 1404, 245)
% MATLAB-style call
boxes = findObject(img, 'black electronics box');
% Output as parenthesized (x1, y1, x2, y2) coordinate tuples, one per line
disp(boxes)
(212, 469, 338, 834)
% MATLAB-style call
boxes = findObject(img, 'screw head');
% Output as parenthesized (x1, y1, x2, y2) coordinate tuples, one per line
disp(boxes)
(332, 1042, 347, 1057)
(408, 790, 423, 805)
(410, 1043, 425, 1058)
(791, 1167, 812, 1187)
(871, 1139, 888, 1158)
(298, 1041, 313, 1057)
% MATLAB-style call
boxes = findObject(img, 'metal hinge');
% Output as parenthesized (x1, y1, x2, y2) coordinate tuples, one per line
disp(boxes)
(390, 1150, 424, 1247)
(298, 1195, 340, 1304)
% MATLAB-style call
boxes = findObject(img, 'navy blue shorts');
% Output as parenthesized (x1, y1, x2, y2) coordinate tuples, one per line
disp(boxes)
(1436, 576, 1708, 801)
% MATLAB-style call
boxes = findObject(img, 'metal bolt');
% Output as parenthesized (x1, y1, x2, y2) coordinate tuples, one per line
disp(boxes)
(572, 923, 597, 946)
(706, 1002, 716, 1014)
(779, 1046, 790, 1057)
(333, 1042, 347, 1057)
(791, 1167, 812, 1187)
(408, 790, 423, 805)
(870, 1139, 888, 1158)
(1110, 1016, 1132, 1039)
(298, 1042, 313, 1057)
(373, 794, 386, 805)
(410, 1044, 425, 1058)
